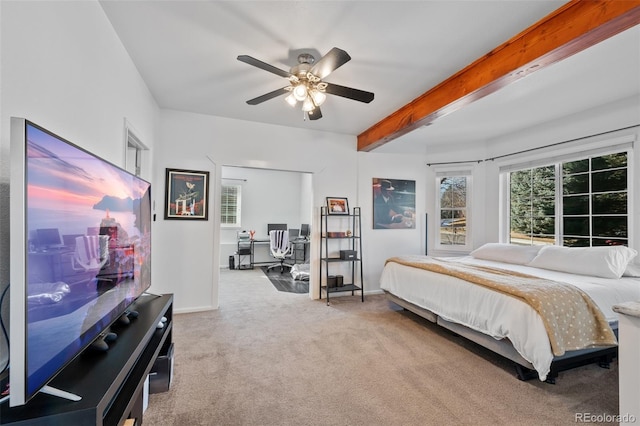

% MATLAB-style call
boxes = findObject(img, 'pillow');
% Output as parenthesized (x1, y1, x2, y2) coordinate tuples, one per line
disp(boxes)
(623, 261, 640, 278)
(470, 243, 543, 265)
(527, 245, 638, 279)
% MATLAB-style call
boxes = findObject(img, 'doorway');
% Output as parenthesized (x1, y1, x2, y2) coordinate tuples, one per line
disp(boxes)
(219, 165, 313, 298)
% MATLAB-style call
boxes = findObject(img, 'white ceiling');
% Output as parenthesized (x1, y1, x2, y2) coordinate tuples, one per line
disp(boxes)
(99, 1, 640, 154)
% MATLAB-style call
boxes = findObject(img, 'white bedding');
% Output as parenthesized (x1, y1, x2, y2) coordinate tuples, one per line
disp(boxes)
(379, 255, 640, 381)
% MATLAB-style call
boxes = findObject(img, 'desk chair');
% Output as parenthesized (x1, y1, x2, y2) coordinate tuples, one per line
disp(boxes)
(71, 235, 110, 283)
(266, 230, 292, 273)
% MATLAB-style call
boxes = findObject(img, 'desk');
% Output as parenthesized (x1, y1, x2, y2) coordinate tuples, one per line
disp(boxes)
(238, 238, 309, 269)
(290, 239, 310, 264)
(249, 239, 271, 267)
(28, 249, 73, 282)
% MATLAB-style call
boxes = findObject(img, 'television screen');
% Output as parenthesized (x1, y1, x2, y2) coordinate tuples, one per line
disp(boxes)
(9, 118, 152, 406)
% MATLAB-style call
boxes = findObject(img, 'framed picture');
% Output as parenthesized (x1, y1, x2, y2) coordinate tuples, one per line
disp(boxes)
(372, 178, 416, 229)
(164, 168, 210, 220)
(326, 197, 349, 215)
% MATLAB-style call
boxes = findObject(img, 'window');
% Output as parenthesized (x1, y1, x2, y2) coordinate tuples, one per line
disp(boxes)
(509, 166, 556, 245)
(437, 175, 470, 249)
(508, 151, 629, 247)
(220, 184, 241, 228)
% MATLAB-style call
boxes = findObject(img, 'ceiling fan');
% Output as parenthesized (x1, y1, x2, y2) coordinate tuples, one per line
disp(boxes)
(237, 47, 374, 121)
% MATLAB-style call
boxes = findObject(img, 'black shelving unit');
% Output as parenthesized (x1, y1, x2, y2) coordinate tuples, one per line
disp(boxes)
(319, 206, 364, 305)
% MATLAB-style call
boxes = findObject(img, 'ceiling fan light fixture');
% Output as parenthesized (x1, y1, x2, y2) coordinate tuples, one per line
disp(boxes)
(285, 93, 297, 107)
(302, 97, 315, 112)
(310, 89, 326, 106)
(292, 84, 308, 101)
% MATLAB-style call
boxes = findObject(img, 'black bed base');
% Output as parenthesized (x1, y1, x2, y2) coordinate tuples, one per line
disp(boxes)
(515, 347, 617, 384)
(384, 291, 618, 384)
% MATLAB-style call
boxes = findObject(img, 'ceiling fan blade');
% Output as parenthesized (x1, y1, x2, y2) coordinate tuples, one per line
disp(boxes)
(237, 55, 292, 78)
(310, 47, 351, 79)
(308, 106, 322, 120)
(246, 87, 289, 105)
(324, 83, 374, 103)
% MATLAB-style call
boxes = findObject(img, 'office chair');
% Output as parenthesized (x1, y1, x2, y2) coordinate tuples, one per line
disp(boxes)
(266, 230, 292, 273)
(71, 235, 110, 282)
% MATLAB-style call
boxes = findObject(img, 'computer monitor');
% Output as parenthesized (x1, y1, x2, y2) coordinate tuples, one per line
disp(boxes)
(267, 223, 287, 235)
(300, 224, 310, 238)
(62, 234, 84, 249)
(36, 228, 62, 249)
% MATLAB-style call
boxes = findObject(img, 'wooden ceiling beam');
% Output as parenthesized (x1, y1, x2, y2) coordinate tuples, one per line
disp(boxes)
(357, 0, 640, 152)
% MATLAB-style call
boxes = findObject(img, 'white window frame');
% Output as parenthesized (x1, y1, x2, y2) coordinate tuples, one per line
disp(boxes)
(220, 184, 242, 228)
(435, 170, 472, 251)
(499, 140, 633, 247)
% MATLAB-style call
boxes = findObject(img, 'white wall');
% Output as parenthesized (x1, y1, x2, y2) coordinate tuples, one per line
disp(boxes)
(357, 152, 428, 293)
(0, 1, 159, 379)
(153, 109, 368, 312)
(219, 166, 311, 265)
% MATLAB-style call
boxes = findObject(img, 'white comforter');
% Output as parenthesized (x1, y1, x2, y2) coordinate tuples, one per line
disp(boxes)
(379, 255, 640, 381)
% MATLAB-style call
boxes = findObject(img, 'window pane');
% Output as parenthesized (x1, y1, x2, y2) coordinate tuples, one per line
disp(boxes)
(593, 216, 627, 238)
(531, 234, 555, 245)
(563, 195, 588, 215)
(563, 217, 589, 236)
(532, 217, 554, 236)
(510, 170, 531, 196)
(592, 169, 626, 193)
(592, 237, 628, 247)
(440, 210, 453, 222)
(563, 174, 588, 195)
(563, 159, 589, 175)
(592, 192, 627, 214)
(563, 237, 590, 247)
(592, 152, 627, 171)
(532, 197, 555, 216)
(440, 177, 466, 208)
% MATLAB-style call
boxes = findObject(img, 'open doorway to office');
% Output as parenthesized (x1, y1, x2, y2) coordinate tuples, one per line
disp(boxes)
(218, 165, 313, 298)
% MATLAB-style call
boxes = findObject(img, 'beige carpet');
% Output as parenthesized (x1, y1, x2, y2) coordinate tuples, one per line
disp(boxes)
(143, 268, 618, 426)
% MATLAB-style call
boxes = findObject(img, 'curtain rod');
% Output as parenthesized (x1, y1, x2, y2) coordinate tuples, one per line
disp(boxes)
(426, 124, 639, 167)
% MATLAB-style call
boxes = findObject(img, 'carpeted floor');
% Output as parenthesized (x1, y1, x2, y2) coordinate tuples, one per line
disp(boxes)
(143, 268, 619, 426)
(260, 265, 309, 293)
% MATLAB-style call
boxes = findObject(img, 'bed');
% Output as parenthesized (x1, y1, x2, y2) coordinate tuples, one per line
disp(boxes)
(380, 243, 640, 382)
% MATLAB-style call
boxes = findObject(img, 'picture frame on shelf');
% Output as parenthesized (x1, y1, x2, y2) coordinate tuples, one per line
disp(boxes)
(164, 168, 210, 220)
(326, 197, 349, 215)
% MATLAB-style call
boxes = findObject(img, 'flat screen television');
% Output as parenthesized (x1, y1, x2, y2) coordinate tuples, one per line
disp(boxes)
(9, 118, 152, 406)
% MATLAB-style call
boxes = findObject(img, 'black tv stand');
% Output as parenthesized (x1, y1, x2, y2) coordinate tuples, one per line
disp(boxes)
(0, 293, 173, 425)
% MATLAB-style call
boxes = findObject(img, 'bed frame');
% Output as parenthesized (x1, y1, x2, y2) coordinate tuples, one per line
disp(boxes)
(385, 292, 618, 384)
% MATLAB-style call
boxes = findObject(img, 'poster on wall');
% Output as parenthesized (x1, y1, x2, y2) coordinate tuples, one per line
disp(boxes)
(164, 168, 210, 220)
(372, 178, 416, 229)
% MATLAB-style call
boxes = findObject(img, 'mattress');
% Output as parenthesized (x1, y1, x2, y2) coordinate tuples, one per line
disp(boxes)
(379, 255, 640, 381)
